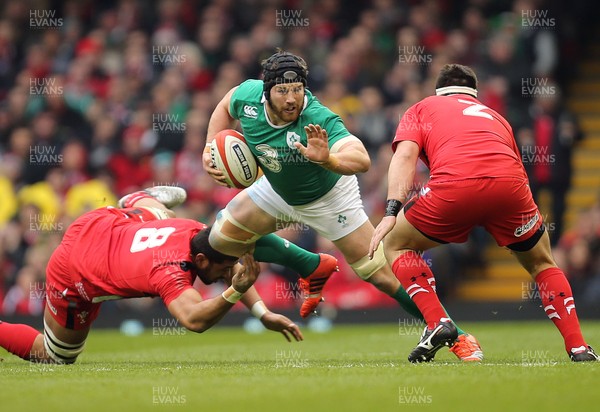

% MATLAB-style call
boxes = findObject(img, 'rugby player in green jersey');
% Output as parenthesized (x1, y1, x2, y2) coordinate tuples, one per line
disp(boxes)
(202, 50, 482, 361)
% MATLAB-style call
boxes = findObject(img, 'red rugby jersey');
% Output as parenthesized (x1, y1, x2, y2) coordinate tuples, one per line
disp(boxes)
(392, 94, 527, 182)
(58, 208, 205, 306)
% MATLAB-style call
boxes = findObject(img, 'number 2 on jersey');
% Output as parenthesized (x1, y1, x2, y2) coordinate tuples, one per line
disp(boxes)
(130, 227, 176, 253)
(458, 99, 493, 120)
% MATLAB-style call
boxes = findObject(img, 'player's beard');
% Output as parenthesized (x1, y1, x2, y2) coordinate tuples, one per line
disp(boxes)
(268, 100, 302, 124)
(193, 266, 216, 285)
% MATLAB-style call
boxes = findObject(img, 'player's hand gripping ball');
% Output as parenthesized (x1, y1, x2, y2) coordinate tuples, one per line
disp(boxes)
(210, 129, 259, 189)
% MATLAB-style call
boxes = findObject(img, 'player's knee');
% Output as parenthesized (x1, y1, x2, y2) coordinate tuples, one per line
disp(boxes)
(43, 322, 85, 365)
(209, 208, 262, 256)
(350, 244, 387, 280)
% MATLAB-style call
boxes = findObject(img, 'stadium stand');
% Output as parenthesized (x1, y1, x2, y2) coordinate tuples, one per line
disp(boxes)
(0, 0, 598, 317)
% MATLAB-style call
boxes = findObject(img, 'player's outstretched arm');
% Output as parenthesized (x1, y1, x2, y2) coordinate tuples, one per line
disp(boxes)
(369, 140, 420, 258)
(167, 289, 230, 333)
(295, 124, 370, 175)
(204, 86, 239, 186)
(168, 254, 260, 333)
(385, 140, 420, 202)
(240, 287, 303, 342)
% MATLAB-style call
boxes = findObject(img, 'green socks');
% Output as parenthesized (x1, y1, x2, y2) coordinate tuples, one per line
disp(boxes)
(253, 234, 320, 278)
(254, 235, 466, 335)
(392, 286, 466, 335)
(392, 286, 425, 320)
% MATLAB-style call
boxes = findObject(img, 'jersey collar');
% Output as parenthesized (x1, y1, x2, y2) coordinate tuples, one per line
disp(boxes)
(435, 85, 477, 97)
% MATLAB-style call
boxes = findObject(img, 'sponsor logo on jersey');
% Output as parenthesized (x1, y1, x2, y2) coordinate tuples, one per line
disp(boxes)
(256, 143, 282, 173)
(75, 282, 91, 301)
(286, 131, 301, 150)
(514, 212, 539, 237)
(243, 105, 258, 118)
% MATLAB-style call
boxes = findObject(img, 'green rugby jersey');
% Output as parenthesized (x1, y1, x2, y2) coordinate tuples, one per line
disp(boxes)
(229, 79, 350, 205)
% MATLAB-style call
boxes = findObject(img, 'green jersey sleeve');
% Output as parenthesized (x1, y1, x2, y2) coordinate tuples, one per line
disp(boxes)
(229, 80, 264, 120)
(306, 101, 351, 148)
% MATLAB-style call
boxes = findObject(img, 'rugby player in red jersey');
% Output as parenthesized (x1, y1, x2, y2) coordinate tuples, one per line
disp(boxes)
(0, 187, 302, 364)
(370, 64, 598, 362)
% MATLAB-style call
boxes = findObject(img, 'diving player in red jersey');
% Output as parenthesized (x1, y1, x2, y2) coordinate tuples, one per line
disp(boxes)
(370, 64, 598, 363)
(0, 187, 302, 364)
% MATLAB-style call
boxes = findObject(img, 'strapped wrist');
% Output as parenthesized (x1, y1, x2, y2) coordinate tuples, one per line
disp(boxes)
(250, 300, 268, 319)
(222, 286, 243, 304)
(384, 199, 403, 217)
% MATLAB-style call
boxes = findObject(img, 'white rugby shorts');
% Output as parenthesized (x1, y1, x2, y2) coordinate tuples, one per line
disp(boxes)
(246, 175, 368, 241)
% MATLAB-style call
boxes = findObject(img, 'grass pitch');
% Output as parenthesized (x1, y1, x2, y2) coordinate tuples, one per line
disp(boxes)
(2, 320, 598, 412)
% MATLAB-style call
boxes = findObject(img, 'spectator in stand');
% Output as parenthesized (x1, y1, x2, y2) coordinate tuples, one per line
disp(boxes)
(554, 200, 600, 303)
(174, 110, 211, 200)
(519, 84, 583, 245)
(64, 172, 116, 220)
(479, 32, 531, 128)
(2, 265, 44, 315)
(60, 140, 89, 188)
(1, 127, 33, 186)
(89, 116, 120, 171)
(0, 174, 17, 226)
(107, 111, 155, 196)
(0, 0, 594, 316)
(355, 86, 394, 154)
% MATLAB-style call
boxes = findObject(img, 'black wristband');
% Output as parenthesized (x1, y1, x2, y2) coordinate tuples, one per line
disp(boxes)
(384, 199, 403, 217)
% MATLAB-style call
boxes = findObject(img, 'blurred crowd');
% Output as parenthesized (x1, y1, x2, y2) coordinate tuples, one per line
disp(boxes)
(0, 0, 597, 316)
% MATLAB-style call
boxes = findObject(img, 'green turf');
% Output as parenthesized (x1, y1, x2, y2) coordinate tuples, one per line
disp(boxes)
(2, 320, 599, 412)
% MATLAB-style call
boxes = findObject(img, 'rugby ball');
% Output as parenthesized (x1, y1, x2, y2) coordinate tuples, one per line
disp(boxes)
(210, 129, 258, 189)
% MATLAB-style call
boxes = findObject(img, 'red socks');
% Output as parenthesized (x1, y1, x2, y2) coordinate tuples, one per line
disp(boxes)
(391, 251, 448, 329)
(0, 321, 41, 360)
(536, 267, 587, 352)
(390, 252, 587, 353)
(121, 191, 153, 208)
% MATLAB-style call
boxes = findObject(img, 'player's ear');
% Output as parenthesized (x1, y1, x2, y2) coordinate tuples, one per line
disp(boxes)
(193, 253, 210, 269)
